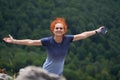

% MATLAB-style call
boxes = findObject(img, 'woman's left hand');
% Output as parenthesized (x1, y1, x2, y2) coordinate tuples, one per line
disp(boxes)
(96, 26, 107, 34)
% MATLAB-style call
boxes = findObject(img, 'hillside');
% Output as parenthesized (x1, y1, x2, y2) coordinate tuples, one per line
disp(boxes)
(0, 0, 120, 80)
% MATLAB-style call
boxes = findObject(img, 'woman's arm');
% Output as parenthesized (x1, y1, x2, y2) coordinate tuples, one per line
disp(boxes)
(73, 26, 106, 41)
(3, 35, 42, 46)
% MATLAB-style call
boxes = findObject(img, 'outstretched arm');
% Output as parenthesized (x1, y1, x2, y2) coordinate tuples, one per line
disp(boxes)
(3, 34, 42, 46)
(73, 26, 107, 41)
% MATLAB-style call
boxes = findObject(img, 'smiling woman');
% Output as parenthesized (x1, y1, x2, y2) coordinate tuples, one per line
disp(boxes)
(3, 17, 107, 76)
(50, 18, 67, 34)
(52, 23, 65, 43)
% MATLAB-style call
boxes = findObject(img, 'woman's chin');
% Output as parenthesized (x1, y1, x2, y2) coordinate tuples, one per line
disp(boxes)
(55, 34, 63, 37)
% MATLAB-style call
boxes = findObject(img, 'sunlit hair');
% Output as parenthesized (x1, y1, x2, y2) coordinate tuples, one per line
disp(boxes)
(50, 17, 67, 34)
(15, 66, 66, 80)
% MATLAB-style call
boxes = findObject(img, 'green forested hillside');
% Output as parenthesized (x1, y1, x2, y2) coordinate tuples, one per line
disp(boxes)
(0, 0, 120, 80)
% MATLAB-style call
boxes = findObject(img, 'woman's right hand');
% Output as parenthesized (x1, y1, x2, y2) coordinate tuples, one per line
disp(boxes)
(3, 34, 14, 43)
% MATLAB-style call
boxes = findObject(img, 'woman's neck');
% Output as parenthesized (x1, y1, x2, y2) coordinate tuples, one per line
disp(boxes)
(53, 36, 63, 43)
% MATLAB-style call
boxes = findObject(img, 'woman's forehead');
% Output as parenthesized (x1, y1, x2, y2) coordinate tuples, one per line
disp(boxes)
(55, 23, 64, 27)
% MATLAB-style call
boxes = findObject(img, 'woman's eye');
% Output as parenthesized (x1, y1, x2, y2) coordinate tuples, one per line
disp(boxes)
(56, 27, 63, 30)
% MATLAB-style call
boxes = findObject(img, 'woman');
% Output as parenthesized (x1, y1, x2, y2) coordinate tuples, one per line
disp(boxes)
(3, 17, 107, 76)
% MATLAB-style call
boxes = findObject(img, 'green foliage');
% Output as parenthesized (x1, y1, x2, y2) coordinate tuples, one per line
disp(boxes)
(0, 0, 120, 80)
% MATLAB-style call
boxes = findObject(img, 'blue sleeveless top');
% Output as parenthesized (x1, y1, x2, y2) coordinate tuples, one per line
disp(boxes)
(41, 35, 74, 75)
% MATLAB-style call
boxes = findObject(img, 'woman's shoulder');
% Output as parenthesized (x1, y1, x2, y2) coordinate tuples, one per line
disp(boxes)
(40, 36, 52, 46)
(64, 35, 74, 42)
(64, 34, 74, 38)
(41, 36, 52, 40)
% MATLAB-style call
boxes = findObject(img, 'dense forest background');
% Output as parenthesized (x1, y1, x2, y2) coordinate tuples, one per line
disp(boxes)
(0, 0, 120, 80)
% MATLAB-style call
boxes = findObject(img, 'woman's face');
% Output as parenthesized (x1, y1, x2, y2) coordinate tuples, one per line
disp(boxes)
(53, 23, 65, 37)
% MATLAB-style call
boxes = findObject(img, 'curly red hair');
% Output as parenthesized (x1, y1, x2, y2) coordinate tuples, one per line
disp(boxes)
(50, 17, 67, 33)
